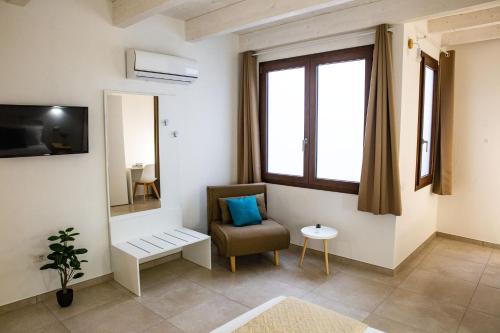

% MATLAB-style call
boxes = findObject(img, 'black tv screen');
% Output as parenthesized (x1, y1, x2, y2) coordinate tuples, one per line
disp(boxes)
(0, 104, 88, 158)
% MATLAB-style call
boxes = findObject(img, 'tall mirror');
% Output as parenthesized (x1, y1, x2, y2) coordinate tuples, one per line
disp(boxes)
(105, 92, 161, 217)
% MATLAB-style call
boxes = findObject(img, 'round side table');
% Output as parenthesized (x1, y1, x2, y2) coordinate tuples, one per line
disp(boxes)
(299, 226, 338, 275)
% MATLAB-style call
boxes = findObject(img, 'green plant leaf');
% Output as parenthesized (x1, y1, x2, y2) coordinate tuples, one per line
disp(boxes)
(73, 272, 84, 279)
(65, 227, 74, 232)
(81, 260, 88, 263)
(40, 263, 58, 270)
(74, 248, 88, 254)
(48, 235, 59, 241)
(49, 243, 64, 252)
(69, 233, 80, 237)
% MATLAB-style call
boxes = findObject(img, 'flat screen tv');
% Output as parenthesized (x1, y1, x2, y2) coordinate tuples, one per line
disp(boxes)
(0, 104, 88, 158)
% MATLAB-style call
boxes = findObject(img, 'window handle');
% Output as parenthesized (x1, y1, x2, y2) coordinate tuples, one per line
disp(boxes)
(302, 138, 308, 152)
(421, 138, 429, 152)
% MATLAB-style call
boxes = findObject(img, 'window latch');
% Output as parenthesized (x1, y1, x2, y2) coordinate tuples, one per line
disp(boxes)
(421, 138, 429, 152)
(302, 138, 308, 152)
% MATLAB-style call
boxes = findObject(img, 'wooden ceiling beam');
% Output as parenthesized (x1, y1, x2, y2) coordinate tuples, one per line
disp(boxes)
(238, 0, 496, 52)
(428, 6, 500, 33)
(185, 0, 361, 41)
(112, 0, 188, 28)
(442, 23, 500, 45)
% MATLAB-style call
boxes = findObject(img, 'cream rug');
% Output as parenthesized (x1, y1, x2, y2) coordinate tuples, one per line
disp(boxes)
(234, 297, 368, 333)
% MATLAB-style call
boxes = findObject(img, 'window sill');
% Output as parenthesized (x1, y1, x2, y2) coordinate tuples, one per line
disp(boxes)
(263, 178, 359, 195)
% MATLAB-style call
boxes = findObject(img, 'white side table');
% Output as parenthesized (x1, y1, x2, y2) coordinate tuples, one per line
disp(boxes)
(299, 226, 338, 275)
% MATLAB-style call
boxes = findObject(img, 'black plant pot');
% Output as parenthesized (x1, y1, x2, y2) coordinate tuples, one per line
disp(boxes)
(56, 288, 73, 307)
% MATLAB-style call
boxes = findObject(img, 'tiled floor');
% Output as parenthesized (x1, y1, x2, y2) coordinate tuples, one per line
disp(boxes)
(2, 236, 500, 333)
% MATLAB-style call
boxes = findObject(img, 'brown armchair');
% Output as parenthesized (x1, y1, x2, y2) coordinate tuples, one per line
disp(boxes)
(207, 183, 290, 272)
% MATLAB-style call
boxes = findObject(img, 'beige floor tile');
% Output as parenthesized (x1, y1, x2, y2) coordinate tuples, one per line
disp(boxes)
(185, 264, 260, 293)
(43, 282, 131, 320)
(311, 271, 394, 312)
(418, 253, 486, 283)
(62, 299, 163, 333)
(167, 295, 249, 333)
(458, 309, 500, 333)
(399, 269, 476, 306)
(336, 262, 408, 287)
(488, 249, 500, 267)
(300, 293, 370, 321)
(375, 289, 465, 333)
(431, 239, 492, 264)
(363, 314, 427, 333)
(140, 320, 185, 333)
(222, 274, 308, 308)
(32, 321, 70, 333)
(138, 279, 218, 319)
(0, 303, 57, 333)
(470, 284, 500, 317)
(479, 265, 500, 289)
(140, 259, 198, 290)
(259, 260, 336, 292)
(136, 279, 215, 318)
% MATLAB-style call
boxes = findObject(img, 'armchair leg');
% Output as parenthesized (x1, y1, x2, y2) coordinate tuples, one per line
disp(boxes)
(229, 256, 236, 273)
(274, 250, 280, 266)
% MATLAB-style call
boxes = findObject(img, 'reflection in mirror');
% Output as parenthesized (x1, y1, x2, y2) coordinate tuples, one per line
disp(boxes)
(105, 92, 161, 217)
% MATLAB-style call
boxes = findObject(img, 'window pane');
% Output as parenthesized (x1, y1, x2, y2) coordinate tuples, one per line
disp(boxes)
(267, 67, 305, 176)
(420, 66, 434, 178)
(316, 60, 365, 182)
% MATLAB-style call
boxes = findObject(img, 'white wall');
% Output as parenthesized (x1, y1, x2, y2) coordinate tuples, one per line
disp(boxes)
(437, 39, 500, 244)
(393, 21, 440, 266)
(268, 185, 397, 268)
(0, 0, 238, 306)
(121, 94, 155, 168)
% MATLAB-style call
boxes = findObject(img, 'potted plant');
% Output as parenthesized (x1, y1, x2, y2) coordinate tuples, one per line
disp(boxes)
(40, 227, 88, 307)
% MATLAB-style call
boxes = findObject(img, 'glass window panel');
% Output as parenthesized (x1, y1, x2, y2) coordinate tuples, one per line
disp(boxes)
(267, 67, 305, 176)
(316, 60, 365, 182)
(420, 66, 435, 178)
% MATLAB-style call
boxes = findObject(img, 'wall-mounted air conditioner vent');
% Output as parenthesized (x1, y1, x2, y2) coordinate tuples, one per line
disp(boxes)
(126, 49, 199, 84)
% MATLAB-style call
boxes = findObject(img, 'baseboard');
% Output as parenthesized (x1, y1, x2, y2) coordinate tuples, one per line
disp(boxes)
(437, 231, 500, 249)
(289, 244, 394, 276)
(393, 232, 437, 275)
(0, 273, 113, 315)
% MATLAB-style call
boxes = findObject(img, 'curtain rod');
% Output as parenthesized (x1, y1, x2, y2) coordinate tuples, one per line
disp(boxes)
(252, 26, 393, 57)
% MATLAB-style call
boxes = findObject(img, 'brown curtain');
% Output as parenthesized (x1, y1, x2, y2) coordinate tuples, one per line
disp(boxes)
(432, 51, 455, 195)
(358, 24, 402, 216)
(237, 51, 262, 184)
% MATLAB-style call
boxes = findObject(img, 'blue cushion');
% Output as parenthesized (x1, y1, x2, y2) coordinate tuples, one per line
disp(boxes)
(225, 195, 263, 227)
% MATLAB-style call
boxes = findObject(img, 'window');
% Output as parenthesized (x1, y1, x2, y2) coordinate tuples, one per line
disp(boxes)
(415, 52, 438, 190)
(259, 45, 373, 194)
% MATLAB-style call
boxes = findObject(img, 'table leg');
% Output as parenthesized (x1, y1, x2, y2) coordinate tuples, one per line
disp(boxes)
(299, 237, 308, 267)
(323, 239, 329, 275)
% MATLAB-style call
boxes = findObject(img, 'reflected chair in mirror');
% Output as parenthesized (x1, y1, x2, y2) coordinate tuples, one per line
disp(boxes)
(133, 164, 160, 201)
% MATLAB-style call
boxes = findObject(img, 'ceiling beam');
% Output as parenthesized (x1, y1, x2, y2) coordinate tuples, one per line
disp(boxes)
(112, 0, 188, 28)
(428, 6, 500, 33)
(442, 23, 500, 45)
(4, 0, 30, 6)
(239, 0, 496, 51)
(185, 0, 363, 41)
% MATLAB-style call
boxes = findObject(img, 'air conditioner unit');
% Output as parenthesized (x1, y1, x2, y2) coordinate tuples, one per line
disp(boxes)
(126, 49, 199, 84)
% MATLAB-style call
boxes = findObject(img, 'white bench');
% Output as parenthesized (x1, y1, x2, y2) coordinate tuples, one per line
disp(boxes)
(111, 227, 211, 296)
